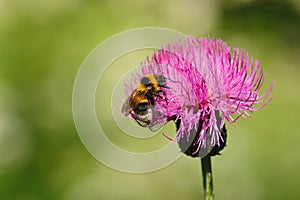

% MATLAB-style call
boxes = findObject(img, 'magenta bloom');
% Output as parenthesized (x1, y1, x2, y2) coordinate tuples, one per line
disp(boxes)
(123, 36, 274, 155)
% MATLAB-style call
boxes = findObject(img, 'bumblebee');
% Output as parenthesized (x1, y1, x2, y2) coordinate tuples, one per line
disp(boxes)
(122, 74, 168, 129)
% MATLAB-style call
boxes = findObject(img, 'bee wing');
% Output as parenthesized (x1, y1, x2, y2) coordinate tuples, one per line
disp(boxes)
(147, 106, 168, 132)
(121, 98, 131, 116)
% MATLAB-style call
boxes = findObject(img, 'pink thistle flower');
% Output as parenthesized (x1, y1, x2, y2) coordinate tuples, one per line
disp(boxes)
(122, 36, 274, 157)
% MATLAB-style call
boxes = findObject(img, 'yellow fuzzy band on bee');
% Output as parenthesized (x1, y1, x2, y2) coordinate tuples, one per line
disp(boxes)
(138, 74, 160, 90)
(145, 74, 158, 84)
(130, 87, 149, 103)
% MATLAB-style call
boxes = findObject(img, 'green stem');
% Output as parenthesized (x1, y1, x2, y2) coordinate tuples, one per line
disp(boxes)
(201, 155, 214, 200)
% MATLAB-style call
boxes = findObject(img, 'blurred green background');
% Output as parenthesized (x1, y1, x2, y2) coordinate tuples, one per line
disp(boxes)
(1, 0, 300, 199)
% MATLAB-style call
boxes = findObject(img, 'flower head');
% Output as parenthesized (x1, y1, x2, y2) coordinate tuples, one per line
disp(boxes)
(123, 36, 274, 156)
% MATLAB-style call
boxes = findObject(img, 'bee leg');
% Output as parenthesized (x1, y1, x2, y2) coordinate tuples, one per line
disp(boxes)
(156, 90, 168, 101)
(135, 119, 148, 127)
(158, 84, 169, 89)
(149, 96, 155, 107)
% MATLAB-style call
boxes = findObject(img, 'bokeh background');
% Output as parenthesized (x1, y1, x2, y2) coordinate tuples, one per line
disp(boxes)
(1, 0, 300, 199)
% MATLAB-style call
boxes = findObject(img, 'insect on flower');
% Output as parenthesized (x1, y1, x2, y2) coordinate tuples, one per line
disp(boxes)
(122, 74, 169, 131)
(122, 36, 274, 157)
